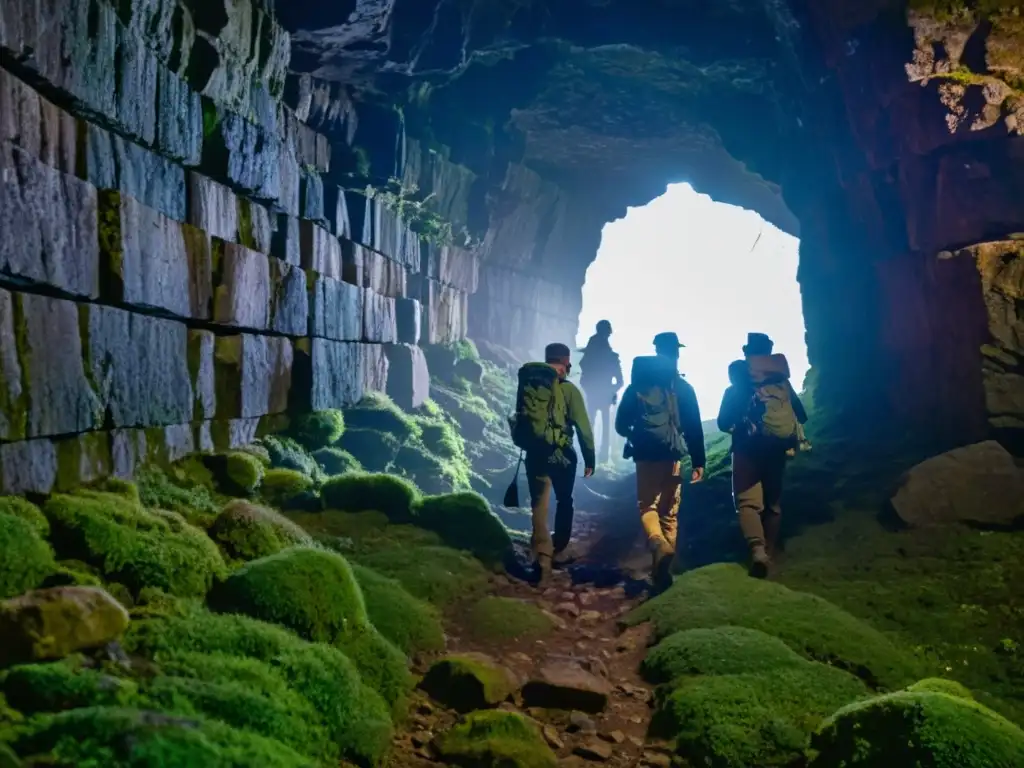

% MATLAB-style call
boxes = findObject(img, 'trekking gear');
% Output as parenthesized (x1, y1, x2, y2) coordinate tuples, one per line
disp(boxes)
(749, 544, 770, 579)
(536, 554, 553, 586)
(626, 356, 685, 457)
(653, 332, 685, 350)
(503, 452, 524, 507)
(744, 354, 799, 446)
(742, 332, 773, 357)
(653, 550, 674, 592)
(509, 363, 569, 452)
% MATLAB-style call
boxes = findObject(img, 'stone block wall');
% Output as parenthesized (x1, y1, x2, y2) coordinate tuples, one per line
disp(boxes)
(0, 0, 476, 493)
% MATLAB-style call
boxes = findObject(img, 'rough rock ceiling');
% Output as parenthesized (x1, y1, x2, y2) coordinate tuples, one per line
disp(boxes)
(276, 0, 814, 236)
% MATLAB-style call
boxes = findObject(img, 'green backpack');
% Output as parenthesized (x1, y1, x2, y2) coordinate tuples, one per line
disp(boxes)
(746, 355, 799, 445)
(509, 363, 569, 452)
(629, 356, 685, 457)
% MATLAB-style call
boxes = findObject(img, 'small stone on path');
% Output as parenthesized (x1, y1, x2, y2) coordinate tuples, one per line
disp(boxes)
(543, 725, 564, 749)
(557, 602, 581, 618)
(601, 730, 626, 744)
(641, 751, 672, 767)
(568, 711, 597, 734)
(574, 739, 613, 761)
(579, 610, 602, 623)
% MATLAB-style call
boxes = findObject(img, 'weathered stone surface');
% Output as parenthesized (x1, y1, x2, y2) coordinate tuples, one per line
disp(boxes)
(419, 653, 519, 713)
(324, 184, 350, 237)
(521, 662, 611, 713)
(396, 297, 422, 345)
(213, 241, 270, 330)
(422, 280, 468, 344)
(83, 303, 194, 428)
(270, 259, 309, 336)
(115, 25, 158, 145)
(111, 422, 199, 477)
(156, 66, 202, 166)
(189, 329, 216, 421)
(299, 168, 324, 222)
(301, 221, 342, 279)
(891, 441, 1024, 528)
(574, 740, 613, 762)
(342, 239, 365, 287)
(278, 146, 301, 217)
(272, 213, 300, 266)
(385, 344, 430, 410)
(0, 68, 78, 174)
(363, 289, 398, 343)
(100, 192, 210, 319)
(285, 108, 330, 172)
(0, 438, 57, 495)
(309, 338, 363, 410)
(369, 197, 419, 268)
(361, 342, 389, 394)
(202, 104, 282, 205)
(214, 334, 293, 419)
(364, 249, 408, 298)
(20, 294, 100, 438)
(1, 143, 99, 299)
(0, 290, 23, 441)
(114, 0, 194, 74)
(84, 124, 186, 222)
(188, 173, 238, 241)
(55, 431, 113, 490)
(438, 246, 480, 294)
(311, 275, 363, 341)
(0, 586, 130, 666)
(239, 198, 273, 253)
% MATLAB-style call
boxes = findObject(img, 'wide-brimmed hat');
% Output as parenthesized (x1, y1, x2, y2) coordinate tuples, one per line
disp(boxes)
(653, 332, 685, 350)
(742, 332, 774, 356)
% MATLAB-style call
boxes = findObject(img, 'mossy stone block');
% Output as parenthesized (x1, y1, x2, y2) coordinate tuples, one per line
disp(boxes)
(420, 654, 519, 713)
(434, 711, 557, 768)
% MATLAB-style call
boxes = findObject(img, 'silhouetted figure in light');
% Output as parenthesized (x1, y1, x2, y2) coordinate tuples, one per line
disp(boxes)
(578, 320, 623, 466)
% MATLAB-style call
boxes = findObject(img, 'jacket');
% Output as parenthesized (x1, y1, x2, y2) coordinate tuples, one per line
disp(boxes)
(579, 336, 624, 397)
(615, 372, 706, 467)
(538, 377, 597, 470)
(717, 354, 808, 455)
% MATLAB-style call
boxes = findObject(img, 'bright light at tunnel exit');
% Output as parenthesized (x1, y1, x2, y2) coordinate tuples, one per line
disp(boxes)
(576, 183, 809, 424)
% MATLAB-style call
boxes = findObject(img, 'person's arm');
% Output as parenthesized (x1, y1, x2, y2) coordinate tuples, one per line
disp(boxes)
(567, 383, 596, 469)
(615, 385, 636, 438)
(789, 384, 808, 424)
(676, 380, 706, 470)
(613, 355, 624, 389)
(717, 386, 745, 434)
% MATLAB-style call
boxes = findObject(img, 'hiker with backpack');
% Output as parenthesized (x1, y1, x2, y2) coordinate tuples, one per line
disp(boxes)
(614, 332, 706, 590)
(508, 343, 596, 584)
(578, 320, 624, 466)
(717, 332, 808, 579)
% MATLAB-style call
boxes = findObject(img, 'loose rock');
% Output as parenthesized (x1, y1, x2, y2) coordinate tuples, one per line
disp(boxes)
(574, 739, 613, 761)
(419, 653, 519, 713)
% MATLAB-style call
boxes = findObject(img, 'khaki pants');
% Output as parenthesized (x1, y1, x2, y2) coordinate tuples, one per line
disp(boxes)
(527, 450, 577, 559)
(636, 460, 681, 557)
(732, 448, 786, 554)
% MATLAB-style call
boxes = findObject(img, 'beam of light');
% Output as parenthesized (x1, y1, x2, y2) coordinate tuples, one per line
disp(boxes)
(577, 183, 808, 422)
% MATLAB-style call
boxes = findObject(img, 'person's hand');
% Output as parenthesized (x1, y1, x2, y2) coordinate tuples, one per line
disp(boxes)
(584, 466, 595, 478)
(690, 466, 705, 484)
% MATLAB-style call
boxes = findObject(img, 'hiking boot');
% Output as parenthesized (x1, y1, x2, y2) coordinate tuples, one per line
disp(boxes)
(553, 542, 581, 567)
(652, 551, 674, 592)
(749, 545, 771, 579)
(536, 554, 553, 586)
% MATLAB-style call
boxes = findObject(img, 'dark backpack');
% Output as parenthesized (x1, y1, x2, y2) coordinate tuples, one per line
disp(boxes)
(745, 354, 799, 445)
(508, 363, 569, 452)
(627, 356, 685, 457)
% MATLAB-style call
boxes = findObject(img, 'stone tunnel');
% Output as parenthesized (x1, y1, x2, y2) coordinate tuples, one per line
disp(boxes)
(1, 0, 1023, 479)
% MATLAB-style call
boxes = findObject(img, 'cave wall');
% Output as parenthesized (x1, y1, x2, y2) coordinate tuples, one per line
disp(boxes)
(0, 0, 478, 493)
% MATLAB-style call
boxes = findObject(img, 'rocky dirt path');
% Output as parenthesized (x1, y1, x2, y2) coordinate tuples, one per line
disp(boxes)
(391, 542, 678, 768)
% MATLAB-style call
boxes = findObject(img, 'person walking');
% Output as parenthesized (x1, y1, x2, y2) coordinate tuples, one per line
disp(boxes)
(578, 320, 624, 466)
(717, 332, 808, 578)
(615, 332, 706, 590)
(509, 343, 596, 584)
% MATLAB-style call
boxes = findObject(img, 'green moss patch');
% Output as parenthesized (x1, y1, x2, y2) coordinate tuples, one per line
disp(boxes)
(135, 468, 220, 529)
(311, 447, 362, 476)
(294, 510, 443, 552)
(464, 597, 554, 643)
(43, 491, 226, 598)
(1, 657, 137, 714)
(336, 428, 402, 472)
(0, 514, 56, 600)
(292, 409, 345, 449)
(344, 392, 421, 441)
(626, 564, 922, 690)
(122, 607, 393, 765)
(0, 497, 48, 537)
(642, 627, 808, 684)
(415, 492, 511, 567)
(351, 564, 444, 656)
(223, 452, 264, 495)
(355, 544, 490, 609)
(321, 472, 419, 522)
(908, 677, 975, 700)
(420, 654, 518, 713)
(434, 710, 557, 768)
(259, 469, 315, 509)
(207, 547, 411, 709)
(258, 435, 321, 480)
(209, 500, 312, 562)
(809, 690, 1024, 767)
(10, 706, 315, 767)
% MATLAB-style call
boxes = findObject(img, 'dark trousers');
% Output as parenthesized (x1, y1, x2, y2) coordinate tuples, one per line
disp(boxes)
(732, 446, 787, 554)
(526, 449, 577, 559)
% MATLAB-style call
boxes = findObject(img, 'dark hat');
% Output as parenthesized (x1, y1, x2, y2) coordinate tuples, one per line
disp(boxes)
(653, 332, 685, 350)
(545, 342, 572, 361)
(742, 332, 774, 356)
(596, 320, 612, 335)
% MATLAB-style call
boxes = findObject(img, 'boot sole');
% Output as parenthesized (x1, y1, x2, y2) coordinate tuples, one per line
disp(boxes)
(749, 560, 769, 579)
